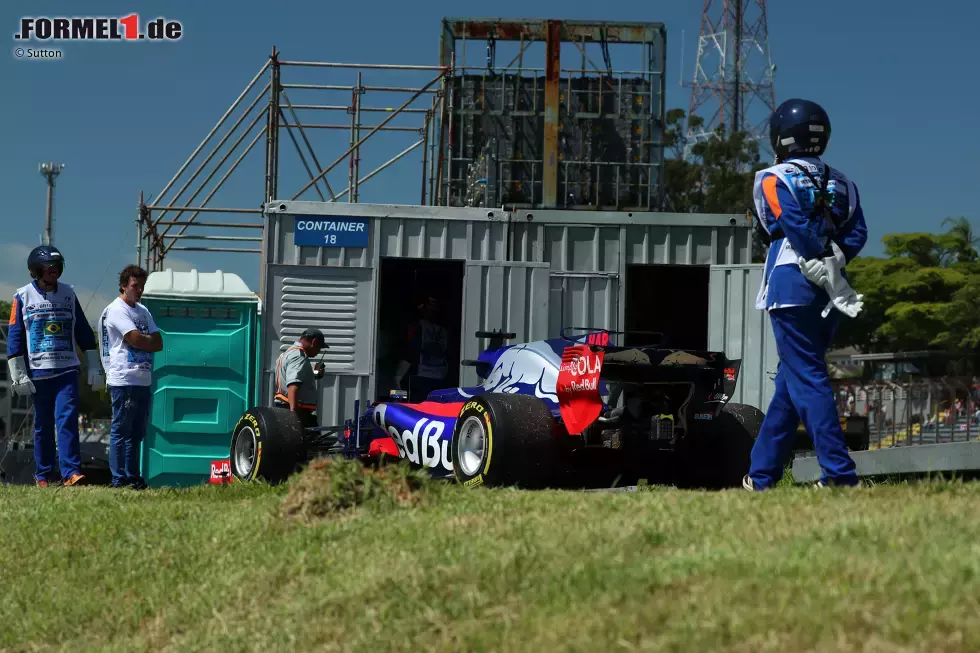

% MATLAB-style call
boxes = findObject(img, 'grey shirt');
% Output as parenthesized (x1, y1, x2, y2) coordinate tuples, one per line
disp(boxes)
(275, 342, 318, 408)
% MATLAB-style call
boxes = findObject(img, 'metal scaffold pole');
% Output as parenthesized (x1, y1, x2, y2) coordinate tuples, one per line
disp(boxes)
(136, 191, 143, 266)
(265, 46, 281, 205)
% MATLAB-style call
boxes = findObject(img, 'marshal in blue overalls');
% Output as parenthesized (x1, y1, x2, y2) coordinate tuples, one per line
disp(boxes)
(6, 246, 105, 487)
(745, 99, 868, 490)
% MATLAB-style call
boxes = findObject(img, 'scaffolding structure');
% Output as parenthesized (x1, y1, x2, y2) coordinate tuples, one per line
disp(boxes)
(137, 46, 448, 273)
(137, 18, 668, 272)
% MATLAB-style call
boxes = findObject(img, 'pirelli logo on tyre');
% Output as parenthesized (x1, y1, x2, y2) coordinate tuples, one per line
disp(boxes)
(239, 413, 262, 479)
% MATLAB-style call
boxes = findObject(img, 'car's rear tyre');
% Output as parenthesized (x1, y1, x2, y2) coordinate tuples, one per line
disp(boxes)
(678, 402, 763, 489)
(451, 394, 557, 489)
(230, 406, 306, 485)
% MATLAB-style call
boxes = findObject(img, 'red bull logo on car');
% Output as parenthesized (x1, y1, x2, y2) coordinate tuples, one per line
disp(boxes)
(371, 402, 457, 473)
(470, 342, 561, 403)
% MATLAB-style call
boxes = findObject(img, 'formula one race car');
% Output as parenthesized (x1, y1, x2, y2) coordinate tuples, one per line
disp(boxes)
(229, 328, 765, 490)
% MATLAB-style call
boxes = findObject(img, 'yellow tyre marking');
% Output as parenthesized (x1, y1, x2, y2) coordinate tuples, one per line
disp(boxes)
(482, 408, 493, 476)
(240, 413, 262, 481)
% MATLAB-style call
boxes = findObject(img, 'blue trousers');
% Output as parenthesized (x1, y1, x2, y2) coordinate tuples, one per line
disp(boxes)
(32, 371, 82, 483)
(109, 385, 151, 487)
(748, 304, 858, 489)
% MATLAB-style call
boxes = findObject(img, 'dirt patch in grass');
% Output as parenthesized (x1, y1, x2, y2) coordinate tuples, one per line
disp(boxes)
(279, 458, 438, 522)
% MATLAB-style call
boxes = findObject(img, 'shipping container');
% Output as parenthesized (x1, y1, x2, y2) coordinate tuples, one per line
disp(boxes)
(260, 201, 774, 426)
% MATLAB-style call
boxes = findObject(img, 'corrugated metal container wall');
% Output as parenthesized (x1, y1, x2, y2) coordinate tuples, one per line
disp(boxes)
(264, 264, 375, 428)
(460, 261, 552, 387)
(261, 202, 766, 424)
(707, 265, 778, 411)
(507, 209, 753, 336)
(262, 203, 538, 426)
(264, 204, 509, 269)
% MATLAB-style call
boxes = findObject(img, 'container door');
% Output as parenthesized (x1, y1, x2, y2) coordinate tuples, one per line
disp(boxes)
(707, 264, 778, 411)
(265, 264, 375, 426)
(460, 261, 551, 387)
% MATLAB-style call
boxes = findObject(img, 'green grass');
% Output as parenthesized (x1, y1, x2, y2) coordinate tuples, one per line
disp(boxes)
(3, 462, 980, 653)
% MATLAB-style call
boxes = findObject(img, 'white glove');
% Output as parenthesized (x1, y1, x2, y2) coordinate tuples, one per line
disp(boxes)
(821, 247, 864, 318)
(798, 242, 863, 319)
(7, 356, 35, 396)
(85, 349, 105, 390)
(799, 257, 829, 286)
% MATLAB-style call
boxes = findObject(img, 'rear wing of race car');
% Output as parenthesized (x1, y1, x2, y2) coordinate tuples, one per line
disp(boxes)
(599, 347, 743, 404)
(558, 327, 743, 411)
(559, 326, 667, 349)
(553, 331, 742, 433)
(560, 327, 739, 386)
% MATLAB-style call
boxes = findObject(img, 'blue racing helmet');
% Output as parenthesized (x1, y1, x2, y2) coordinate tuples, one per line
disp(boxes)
(769, 98, 831, 160)
(28, 245, 65, 279)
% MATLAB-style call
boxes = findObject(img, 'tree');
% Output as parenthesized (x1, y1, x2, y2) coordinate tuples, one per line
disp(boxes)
(662, 109, 767, 261)
(940, 216, 978, 264)
(834, 221, 980, 368)
(939, 273, 980, 352)
(0, 300, 10, 322)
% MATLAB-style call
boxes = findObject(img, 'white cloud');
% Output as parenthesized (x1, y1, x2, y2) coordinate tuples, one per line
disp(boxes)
(75, 286, 120, 318)
(1, 243, 35, 262)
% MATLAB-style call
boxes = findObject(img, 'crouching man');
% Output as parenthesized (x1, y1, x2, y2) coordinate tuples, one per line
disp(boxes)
(273, 328, 326, 429)
(98, 265, 163, 490)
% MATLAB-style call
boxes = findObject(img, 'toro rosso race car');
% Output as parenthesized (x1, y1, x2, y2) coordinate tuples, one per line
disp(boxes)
(229, 328, 765, 490)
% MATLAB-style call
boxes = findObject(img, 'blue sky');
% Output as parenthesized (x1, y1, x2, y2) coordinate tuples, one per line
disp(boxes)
(2, 0, 977, 315)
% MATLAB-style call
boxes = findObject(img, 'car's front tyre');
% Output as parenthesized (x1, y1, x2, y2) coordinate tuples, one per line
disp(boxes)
(230, 406, 306, 485)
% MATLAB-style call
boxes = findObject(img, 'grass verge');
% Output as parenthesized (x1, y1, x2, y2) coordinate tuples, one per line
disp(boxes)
(2, 463, 980, 652)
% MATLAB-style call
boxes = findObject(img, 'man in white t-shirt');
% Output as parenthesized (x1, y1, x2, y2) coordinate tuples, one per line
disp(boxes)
(98, 265, 163, 489)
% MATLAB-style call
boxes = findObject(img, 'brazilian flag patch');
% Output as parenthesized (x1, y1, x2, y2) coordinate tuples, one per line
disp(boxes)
(43, 321, 66, 336)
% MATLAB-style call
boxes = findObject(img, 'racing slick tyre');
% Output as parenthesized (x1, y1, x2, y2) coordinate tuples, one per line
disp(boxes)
(678, 402, 763, 490)
(230, 407, 306, 485)
(451, 393, 557, 489)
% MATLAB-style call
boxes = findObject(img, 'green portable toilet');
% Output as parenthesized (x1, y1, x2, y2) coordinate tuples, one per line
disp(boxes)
(139, 269, 261, 487)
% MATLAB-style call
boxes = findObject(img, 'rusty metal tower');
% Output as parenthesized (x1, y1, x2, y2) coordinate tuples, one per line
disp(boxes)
(685, 0, 776, 158)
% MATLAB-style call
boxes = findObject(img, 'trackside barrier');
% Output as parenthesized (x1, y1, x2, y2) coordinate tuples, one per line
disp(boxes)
(828, 377, 980, 449)
(792, 377, 980, 483)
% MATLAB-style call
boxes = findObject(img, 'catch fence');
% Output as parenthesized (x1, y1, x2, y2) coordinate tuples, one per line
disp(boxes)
(830, 377, 980, 449)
